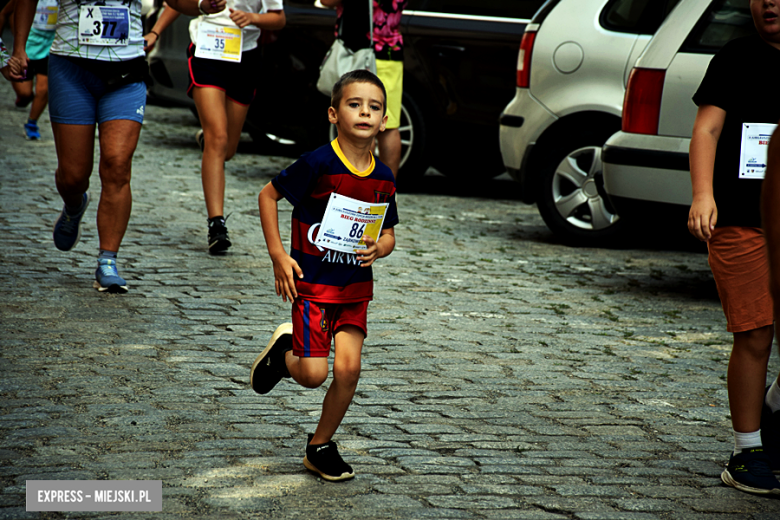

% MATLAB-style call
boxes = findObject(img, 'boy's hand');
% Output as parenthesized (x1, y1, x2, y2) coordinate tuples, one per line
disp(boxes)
(356, 235, 380, 267)
(271, 252, 303, 302)
(688, 195, 718, 241)
(229, 8, 254, 28)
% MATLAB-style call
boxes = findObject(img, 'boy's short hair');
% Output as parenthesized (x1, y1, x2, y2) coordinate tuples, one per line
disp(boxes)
(331, 70, 387, 116)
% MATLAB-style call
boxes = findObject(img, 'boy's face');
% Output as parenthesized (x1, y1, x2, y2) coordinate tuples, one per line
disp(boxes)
(752, 0, 780, 43)
(328, 82, 388, 143)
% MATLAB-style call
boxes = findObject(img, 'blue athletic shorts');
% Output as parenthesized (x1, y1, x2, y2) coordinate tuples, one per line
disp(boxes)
(48, 54, 146, 125)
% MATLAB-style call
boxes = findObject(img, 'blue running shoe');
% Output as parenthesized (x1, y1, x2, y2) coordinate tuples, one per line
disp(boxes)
(93, 258, 128, 293)
(24, 122, 41, 140)
(53, 193, 90, 251)
(721, 448, 780, 495)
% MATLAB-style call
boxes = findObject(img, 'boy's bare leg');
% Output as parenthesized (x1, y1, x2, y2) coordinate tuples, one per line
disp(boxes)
(728, 325, 774, 432)
(310, 325, 363, 445)
(286, 354, 328, 389)
(29, 73, 48, 121)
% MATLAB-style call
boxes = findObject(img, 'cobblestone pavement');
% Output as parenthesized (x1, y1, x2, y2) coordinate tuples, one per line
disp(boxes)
(2, 77, 780, 520)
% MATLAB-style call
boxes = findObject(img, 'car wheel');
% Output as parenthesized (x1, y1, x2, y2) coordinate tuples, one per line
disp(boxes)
(329, 91, 428, 187)
(536, 139, 626, 245)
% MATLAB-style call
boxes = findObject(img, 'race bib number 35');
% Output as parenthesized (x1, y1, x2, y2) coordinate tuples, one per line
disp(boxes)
(78, 6, 130, 46)
(194, 22, 242, 62)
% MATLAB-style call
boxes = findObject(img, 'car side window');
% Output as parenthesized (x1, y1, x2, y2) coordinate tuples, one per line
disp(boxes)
(600, 0, 681, 35)
(427, 0, 545, 19)
(682, 0, 754, 53)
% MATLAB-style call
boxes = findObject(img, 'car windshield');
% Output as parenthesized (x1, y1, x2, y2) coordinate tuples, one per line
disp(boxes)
(682, 0, 755, 53)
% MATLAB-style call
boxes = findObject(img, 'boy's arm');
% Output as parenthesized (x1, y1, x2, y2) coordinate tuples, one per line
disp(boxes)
(762, 124, 780, 319)
(165, 0, 225, 17)
(229, 8, 285, 30)
(258, 181, 303, 302)
(356, 227, 395, 267)
(8, 0, 33, 80)
(688, 104, 726, 241)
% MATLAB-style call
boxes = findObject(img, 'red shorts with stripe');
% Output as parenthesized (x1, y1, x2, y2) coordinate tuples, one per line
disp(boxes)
(291, 299, 368, 357)
(186, 43, 260, 106)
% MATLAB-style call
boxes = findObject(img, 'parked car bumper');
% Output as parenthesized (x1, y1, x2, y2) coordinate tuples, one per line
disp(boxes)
(602, 131, 692, 213)
(499, 87, 556, 186)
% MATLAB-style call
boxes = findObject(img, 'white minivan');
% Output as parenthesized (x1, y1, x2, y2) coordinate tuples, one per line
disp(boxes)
(602, 0, 756, 218)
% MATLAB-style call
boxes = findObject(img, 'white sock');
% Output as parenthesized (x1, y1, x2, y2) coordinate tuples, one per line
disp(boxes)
(766, 378, 780, 413)
(734, 429, 762, 456)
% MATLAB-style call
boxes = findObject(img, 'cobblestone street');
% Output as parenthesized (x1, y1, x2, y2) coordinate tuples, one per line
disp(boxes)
(2, 78, 780, 519)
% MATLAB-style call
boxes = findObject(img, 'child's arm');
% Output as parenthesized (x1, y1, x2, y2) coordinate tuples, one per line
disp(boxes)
(258, 181, 303, 302)
(144, 5, 181, 53)
(229, 8, 285, 30)
(356, 227, 395, 268)
(688, 104, 726, 241)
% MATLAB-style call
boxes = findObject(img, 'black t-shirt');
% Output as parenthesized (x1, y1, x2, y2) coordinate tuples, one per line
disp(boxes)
(692, 35, 780, 228)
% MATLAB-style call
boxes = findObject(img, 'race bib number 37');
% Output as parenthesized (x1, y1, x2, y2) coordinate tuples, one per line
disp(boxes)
(78, 6, 130, 46)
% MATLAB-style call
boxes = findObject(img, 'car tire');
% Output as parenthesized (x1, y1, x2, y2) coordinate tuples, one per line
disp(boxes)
(329, 91, 429, 188)
(536, 132, 627, 245)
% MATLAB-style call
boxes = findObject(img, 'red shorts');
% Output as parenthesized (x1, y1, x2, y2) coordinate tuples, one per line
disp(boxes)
(708, 226, 774, 333)
(291, 299, 368, 357)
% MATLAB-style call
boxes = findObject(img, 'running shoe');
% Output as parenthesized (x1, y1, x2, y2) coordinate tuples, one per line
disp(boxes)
(721, 447, 780, 495)
(93, 258, 128, 293)
(24, 121, 40, 140)
(196, 129, 204, 152)
(250, 323, 293, 394)
(53, 192, 90, 251)
(207, 216, 231, 254)
(303, 434, 355, 481)
(761, 386, 780, 473)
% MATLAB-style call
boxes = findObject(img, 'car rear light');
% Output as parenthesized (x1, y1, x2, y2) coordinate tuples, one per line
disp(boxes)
(516, 30, 536, 88)
(622, 68, 666, 135)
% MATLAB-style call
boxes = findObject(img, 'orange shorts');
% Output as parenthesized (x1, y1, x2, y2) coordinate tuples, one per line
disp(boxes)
(707, 226, 774, 333)
(291, 299, 368, 357)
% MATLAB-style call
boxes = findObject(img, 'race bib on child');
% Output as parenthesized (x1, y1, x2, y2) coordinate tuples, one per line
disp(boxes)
(78, 6, 130, 46)
(315, 193, 388, 254)
(739, 122, 778, 180)
(33, 0, 58, 31)
(194, 21, 242, 63)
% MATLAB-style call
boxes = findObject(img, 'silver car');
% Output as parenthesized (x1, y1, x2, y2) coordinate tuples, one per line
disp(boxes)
(602, 0, 755, 218)
(499, 0, 681, 244)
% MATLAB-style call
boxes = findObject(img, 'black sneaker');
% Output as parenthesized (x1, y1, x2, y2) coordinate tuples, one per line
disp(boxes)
(207, 216, 231, 254)
(303, 434, 355, 481)
(721, 447, 780, 495)
(761, 386, 780, 473)
(250, 323, 292, 394)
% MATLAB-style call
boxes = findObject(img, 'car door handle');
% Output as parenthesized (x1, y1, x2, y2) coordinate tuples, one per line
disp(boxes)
(433, 44, 466, 53)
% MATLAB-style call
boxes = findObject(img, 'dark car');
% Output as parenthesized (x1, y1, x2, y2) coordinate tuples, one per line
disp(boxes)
(145, 0, 545, 182)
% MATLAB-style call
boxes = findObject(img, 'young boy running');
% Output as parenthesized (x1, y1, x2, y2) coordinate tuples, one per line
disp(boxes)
(688, 0, 780, 495)
(252, 70, 398, 481)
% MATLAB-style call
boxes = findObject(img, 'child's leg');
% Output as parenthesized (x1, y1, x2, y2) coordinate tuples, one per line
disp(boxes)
(729, 324, 774, 436)
(29, 73, 49, 122)
(285, 353, 328, 389)
(310, 325, 363, 445)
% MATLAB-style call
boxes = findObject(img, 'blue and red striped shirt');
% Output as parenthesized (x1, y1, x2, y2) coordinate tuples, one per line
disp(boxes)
(272, 139, 398, 303)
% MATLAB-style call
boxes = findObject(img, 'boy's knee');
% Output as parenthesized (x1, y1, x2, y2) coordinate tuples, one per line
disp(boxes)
(333, 359, 361, 386)
(295, 361, 329, 388)
(734, 325, 774, 354)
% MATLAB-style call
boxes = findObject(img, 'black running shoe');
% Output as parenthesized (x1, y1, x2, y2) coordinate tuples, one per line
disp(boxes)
(761, 386, 780, 473)
(207, 216, 231, 254)
(303, 434, 355, 481)
(721, 447, 780, 495)
(250, 323, 292, 394)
